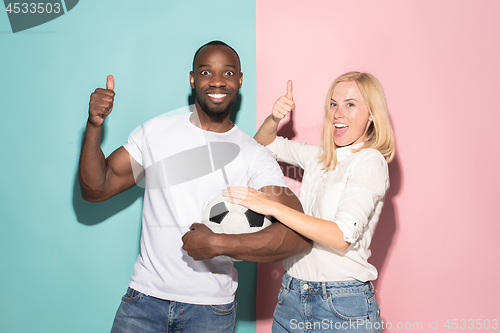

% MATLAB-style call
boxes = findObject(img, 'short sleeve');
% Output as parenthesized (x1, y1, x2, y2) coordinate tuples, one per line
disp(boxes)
(333, 149, 389, 246)
(248, 145, 287, 190)
(266, 136, 319, 169)
(123, 125, 145, 167)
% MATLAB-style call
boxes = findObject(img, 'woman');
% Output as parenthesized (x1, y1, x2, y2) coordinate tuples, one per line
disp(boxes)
(223, 72, 395, 332)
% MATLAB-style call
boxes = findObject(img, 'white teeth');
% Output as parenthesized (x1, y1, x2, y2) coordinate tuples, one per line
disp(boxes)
(208, 94, 227, 98)
(335, 123, 348, 128)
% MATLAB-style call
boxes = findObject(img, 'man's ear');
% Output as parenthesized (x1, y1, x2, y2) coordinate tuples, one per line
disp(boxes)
(189, 71, 195, 88)
(239, 72, 243, 89)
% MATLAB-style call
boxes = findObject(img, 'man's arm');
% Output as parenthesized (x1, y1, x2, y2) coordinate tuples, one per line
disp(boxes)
(78, 75, 138, 202)
(182, 185, 311, 262)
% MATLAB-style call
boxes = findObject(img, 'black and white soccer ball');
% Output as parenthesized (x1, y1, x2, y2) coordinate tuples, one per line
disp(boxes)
(202, 193, 273, 261)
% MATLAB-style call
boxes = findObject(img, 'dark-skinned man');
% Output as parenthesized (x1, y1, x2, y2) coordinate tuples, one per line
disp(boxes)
(79, 41, 310, 333)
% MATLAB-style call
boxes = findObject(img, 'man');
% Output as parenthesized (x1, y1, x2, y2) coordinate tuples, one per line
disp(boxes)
(79, 41, 310, 333)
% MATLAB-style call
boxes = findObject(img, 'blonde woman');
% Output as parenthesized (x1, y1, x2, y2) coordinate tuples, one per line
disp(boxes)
(224, 72, 395, 332)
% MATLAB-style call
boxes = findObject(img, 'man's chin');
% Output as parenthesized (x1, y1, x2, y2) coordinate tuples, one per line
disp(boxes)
(197, 100, 232, 122)
(205, 109, 231, 122)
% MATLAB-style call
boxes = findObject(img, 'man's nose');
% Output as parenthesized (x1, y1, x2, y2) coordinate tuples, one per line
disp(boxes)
(210, 73, 226, 87)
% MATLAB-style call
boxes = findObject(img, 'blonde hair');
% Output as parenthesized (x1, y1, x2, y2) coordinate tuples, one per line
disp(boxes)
(319, 72, 395, 169)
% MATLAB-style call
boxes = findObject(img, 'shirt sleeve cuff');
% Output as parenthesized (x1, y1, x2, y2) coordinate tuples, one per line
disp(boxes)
(123, 141, 143, 167)
(334, 211, 363, 249)
(265, 136, 284, 158)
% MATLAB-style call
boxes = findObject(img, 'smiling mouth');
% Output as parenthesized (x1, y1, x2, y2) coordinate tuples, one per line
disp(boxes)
(206, 93, 228, 104)
(208, 93, 227, 99)
(334, 123, 348, 136)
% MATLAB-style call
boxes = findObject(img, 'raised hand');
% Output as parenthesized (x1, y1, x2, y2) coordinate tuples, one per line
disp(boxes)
(88, 75, 115, 127)
(271, 80, 295, 122)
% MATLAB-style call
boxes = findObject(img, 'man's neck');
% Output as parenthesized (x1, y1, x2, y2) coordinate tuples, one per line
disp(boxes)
(190, 103, 234, 133)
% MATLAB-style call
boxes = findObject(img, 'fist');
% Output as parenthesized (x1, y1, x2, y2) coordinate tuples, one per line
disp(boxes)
(88, 75, 115, 127)
(272, 80, 294, 122)
(182, 223, 219, 260)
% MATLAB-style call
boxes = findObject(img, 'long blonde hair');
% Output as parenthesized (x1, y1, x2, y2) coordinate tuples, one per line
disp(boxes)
(319, 72, 395, 169)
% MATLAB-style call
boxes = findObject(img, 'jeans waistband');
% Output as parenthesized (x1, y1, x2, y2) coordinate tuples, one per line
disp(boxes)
(282, 272, 373, 296)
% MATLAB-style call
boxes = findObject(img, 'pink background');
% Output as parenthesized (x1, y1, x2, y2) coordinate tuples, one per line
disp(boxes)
(255, 0, 500, 332)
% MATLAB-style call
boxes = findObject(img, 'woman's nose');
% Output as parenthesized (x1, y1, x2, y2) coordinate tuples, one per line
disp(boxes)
(333, 106, 344, 119)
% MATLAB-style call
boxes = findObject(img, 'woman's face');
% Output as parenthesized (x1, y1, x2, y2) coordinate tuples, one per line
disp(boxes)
(330, 80, 371, 147)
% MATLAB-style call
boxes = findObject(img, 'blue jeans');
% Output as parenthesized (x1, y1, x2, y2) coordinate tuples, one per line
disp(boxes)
(110, 287, 237, 333)
(272, 273, 381, 333)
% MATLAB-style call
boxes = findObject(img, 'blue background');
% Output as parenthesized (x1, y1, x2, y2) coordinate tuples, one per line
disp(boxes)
(0, 1, 258, 332)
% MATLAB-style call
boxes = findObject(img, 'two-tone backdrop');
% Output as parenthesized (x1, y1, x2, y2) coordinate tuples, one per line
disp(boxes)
(1, 1, 499, 332)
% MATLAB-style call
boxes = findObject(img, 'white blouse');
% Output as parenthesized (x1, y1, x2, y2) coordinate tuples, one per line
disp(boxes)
(267, 137, 389, 282)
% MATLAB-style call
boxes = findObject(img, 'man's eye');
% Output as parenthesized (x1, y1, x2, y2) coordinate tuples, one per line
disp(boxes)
(225, 71, 234, 76)
(201, 70, 210, 75)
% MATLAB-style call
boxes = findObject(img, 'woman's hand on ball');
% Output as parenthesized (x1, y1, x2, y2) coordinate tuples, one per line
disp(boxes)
(223, 187, 276, 216)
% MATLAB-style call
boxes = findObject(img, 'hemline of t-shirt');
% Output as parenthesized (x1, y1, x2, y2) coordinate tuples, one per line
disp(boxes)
(128, 281, 236, 305)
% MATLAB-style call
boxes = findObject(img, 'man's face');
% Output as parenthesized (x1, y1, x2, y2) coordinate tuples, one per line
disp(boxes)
(190, 45, 243, 121)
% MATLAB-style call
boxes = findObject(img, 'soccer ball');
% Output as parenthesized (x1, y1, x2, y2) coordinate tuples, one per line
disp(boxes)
(202, 193, 272, 234)
(201, 193, 273, 261)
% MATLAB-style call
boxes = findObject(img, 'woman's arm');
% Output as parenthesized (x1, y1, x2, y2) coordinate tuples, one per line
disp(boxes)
(254, 80, 294, 146)
(254, 114, 280, 146)
(223, 187, 350, 252)
(224, 150, 389, 253)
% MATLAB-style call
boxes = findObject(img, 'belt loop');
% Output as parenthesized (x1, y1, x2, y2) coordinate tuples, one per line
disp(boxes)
(285, 273, 292, 292)
(322, 282, 327, 299)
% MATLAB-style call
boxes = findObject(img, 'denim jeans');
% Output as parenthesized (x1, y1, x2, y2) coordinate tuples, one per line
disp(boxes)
(110, 287, 237, 333)
(272, 273, 381, 333)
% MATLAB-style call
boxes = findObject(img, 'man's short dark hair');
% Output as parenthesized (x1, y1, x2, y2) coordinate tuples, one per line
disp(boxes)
(192, 41, 241, 72)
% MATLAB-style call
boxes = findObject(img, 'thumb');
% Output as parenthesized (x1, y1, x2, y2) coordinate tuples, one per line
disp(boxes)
(286, 80, 293, 99)
(106, 75, 115, 90)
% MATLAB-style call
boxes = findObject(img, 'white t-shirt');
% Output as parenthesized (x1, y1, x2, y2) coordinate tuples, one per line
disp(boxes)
(123, 112, 286, 305)
(267, 137, 389, 282)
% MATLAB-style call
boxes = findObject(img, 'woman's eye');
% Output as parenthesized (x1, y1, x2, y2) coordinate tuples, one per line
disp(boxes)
(347, 103, 354, 107)
(330, 102, 337, 107)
